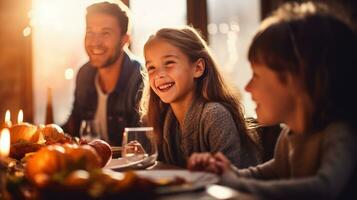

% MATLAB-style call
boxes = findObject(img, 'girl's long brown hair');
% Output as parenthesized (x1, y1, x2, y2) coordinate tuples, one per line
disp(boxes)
(140, 26, 255, 146)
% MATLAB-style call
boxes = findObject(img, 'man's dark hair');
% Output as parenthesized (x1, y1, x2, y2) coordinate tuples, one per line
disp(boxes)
(86, 1, 130, 35)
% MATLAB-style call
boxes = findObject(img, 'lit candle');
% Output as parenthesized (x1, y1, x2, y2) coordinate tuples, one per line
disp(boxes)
(4, 110, 12, 128)
(17, 110, 23, 124)
(0, 129, 10, 158)
(0, 128, 10, 167)
(0, 128, 10, 198)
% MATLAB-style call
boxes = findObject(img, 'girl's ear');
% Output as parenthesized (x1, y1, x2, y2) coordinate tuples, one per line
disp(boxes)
(193, 58, 205, 78)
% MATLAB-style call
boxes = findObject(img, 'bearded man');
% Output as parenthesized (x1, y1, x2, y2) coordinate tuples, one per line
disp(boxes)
(63, 1, 142, 146)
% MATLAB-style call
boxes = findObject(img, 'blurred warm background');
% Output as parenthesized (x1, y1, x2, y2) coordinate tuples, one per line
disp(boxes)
(0, 0, 356, 125)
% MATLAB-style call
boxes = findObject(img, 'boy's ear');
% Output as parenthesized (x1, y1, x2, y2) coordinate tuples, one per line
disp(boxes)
(193, 58, 205, 78)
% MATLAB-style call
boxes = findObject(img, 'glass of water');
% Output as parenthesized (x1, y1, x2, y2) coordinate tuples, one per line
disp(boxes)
(79, 120, 99, 142)
(122, 127, 157, 165)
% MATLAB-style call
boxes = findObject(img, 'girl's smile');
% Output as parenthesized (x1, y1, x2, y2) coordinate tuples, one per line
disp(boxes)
(144, 39, 202, 106)
(156, 82, 175, 92)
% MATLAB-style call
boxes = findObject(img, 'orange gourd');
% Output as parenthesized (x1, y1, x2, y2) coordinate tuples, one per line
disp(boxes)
(10, 123, 38, 144)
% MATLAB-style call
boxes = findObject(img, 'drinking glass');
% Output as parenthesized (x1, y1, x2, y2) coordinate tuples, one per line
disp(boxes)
(122, 127, 157, 165)
(79, 120, 99, 142)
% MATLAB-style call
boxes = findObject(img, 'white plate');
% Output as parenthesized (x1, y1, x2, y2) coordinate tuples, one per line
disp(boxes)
(104, 157, 143, 170)
(134, 170, 219, 194)
(105, 156, 156, 170)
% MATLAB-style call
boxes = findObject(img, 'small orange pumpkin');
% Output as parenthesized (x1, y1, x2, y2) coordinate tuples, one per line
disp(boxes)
(25, 145, 67, 186)
(9, 123, 38, 144)
(41, 124, 65, 139)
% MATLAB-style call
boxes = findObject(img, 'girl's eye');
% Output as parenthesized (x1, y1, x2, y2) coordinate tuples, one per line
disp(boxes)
(165, 60, 175, 66)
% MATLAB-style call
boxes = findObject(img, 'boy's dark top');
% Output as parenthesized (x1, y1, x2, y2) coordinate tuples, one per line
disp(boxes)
(222, 122, 357, 200)
(63, 52, 143, 146)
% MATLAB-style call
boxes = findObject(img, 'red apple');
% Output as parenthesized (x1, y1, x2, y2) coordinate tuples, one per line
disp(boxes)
(88, 139, 112, 167)
(67, 145, 102, 170)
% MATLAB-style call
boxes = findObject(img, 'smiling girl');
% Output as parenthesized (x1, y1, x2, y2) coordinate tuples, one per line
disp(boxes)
(140, 27, 262, 168)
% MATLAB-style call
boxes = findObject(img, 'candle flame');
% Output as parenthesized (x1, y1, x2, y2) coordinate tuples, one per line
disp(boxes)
(18, 109, 24, 124)
(5, 110, 10, 123)
(0, 128, 10, 157)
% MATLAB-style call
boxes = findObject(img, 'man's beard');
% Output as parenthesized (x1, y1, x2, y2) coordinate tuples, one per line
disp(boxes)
(91, 42, 122, 69)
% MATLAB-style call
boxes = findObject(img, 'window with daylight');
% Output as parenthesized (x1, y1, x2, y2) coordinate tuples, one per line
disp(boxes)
(32, 0, 186, 124)
(207, 0, 260, 117)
